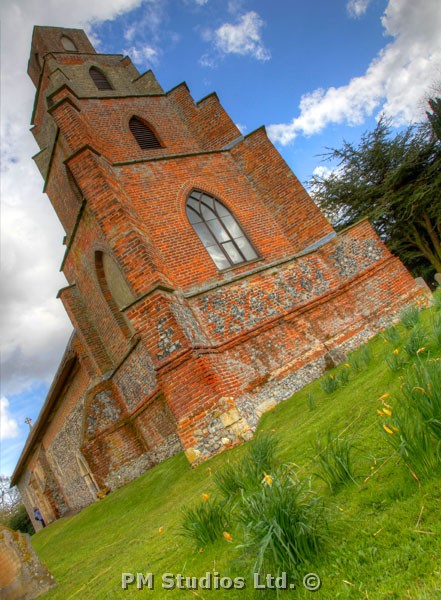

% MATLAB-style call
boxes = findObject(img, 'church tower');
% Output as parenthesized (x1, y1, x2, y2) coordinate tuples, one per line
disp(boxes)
(16, 25, 428, 522)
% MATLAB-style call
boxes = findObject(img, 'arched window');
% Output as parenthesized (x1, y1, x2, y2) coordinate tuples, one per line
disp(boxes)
(76, 454, 99, 500)
(61, 35, 77, 52)
(186, 190, 258, 270)
(129, 116, 161, 150)
(89, 67, 113, 90)
(95, 251, 135, 337)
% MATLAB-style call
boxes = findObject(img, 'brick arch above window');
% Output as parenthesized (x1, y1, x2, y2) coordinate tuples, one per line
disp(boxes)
(129, 116, 162, 150)
(186, 189, 259, 270)
(89, 66, 113, 90)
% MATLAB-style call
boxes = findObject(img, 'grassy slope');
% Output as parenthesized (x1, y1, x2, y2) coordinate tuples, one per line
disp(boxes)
(32, 308, 441, 599)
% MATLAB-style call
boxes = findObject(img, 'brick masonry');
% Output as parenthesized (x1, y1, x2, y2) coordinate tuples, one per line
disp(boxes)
(12, 26, 431, 523)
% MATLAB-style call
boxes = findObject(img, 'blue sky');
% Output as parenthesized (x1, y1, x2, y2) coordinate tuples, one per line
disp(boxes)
(1, 0, 440, 477)
(91, 0, 389, 181)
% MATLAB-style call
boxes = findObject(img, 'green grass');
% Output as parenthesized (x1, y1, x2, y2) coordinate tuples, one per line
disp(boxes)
(181, 498, 231, 549)
(31, 307, 441, 599)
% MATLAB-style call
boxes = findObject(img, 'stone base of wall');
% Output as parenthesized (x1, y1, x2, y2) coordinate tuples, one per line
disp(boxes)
(184, 292, 431, 464)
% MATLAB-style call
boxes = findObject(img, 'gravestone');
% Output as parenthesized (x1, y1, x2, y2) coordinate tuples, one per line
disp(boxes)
(0, 525, 56, 599)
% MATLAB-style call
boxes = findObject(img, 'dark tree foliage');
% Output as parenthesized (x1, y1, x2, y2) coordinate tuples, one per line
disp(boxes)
(309, 98, 441, 279)
(7, 504, 35, 535)
(0, 475, 34, 534)
(427, 97, 441, 141)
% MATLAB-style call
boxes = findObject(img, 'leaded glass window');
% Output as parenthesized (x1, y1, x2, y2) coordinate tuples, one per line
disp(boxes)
(186, 190, 258, 270)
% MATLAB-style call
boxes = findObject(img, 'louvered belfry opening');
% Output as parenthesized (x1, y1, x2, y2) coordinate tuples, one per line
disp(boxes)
(129, 116, 162, 150)
(89, 67, 113, 90)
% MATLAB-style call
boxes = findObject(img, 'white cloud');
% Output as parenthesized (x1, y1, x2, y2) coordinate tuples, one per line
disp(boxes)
(267, 0, 441, 145)
(199, 53, 217, 69)
(311, 165, 336, 180)
(209, 11, 270, 62)
(122, 0, 164, 42)
(122, 1, 177, 65)
(123, 44, 159, 65)
(0, 398, 19, 441)
(227, 0, 245, 14)
(181, 0, 208, 7)
(0, 164, 72, 395)
(0, 0, 148, 399)
(347, 0, 372, 18)
(124, 24, 138, 42)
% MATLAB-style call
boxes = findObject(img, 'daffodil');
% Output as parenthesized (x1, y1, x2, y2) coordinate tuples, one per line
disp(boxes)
(383, 425, 394, 435)
(158, 527, 163, 534)
(383, 408, 392, 416)
(262, 473, 273, 485)
(416, 347, 426, 355)
(379, 393, 390, 401)
(202, 493, 209, 501)
(223, 532, 233, 542)
(393, 348, 399, 355)
(376, 409, 384, 416)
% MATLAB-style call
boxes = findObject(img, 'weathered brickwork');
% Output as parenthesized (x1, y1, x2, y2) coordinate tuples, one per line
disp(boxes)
(12, 26, 431, 522)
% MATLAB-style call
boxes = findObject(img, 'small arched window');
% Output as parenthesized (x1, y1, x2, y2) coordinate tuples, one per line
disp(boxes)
(76, 454, 99, 499)
(186, 190, 258, 270)
(97, 252, 135, 310)
(95, 251, 135, 338)
(129, 116, 161, 150)
(89, 67, 113, 90)
(61, 36, 77, 52)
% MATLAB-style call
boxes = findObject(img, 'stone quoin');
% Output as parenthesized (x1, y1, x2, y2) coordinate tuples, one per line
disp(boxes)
(12, 26, 430, 528)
